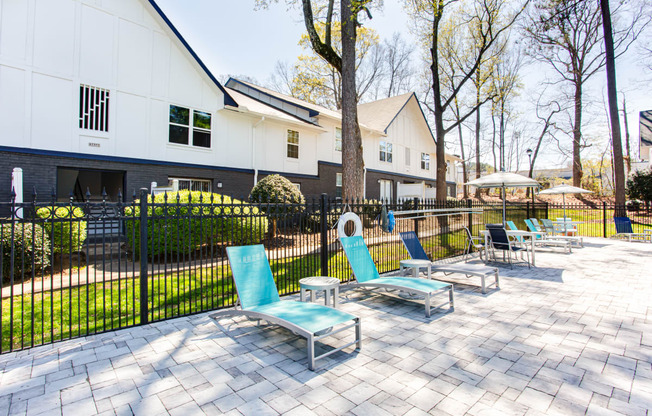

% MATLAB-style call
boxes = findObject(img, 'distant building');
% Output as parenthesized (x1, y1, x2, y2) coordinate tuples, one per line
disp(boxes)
(636, 110, 652, 171)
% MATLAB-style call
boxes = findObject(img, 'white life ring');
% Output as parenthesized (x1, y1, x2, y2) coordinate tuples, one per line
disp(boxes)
(337, 212, 363, 237)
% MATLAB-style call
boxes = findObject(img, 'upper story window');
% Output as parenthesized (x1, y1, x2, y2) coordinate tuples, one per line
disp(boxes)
(169, 105, 211, 148)
(335, 127, 342, 152)
(287, 129, 299, 158)
(79, 85, 110, 132)
(421, 153, 430, 170)
(405, 147, 411, 166)
(380, 141, 393, 163)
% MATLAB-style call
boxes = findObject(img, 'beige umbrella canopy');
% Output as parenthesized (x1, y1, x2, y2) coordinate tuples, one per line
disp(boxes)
(538, 184, 593, 219)
(465, 172, 540, 226)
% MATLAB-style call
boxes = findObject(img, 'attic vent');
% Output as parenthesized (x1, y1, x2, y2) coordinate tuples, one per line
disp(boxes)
(79, 85, 110, 132)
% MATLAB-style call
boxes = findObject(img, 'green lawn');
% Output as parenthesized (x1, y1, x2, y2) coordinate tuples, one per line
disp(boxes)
(2, 230, 468, 352)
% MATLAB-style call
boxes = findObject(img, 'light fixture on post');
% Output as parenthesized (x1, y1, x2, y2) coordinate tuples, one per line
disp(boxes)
(526, 148, 533, 201)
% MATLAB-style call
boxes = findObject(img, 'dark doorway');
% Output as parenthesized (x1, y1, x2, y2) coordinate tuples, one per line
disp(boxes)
(57, 168, 125, 202)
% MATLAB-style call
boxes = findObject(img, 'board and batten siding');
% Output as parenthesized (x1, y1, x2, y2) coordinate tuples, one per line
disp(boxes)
(0, 0, 244, 169)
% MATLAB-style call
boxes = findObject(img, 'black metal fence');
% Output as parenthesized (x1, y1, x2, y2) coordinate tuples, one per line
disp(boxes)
(1, 189, 650, 353)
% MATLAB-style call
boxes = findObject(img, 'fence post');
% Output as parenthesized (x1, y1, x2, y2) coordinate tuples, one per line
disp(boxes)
(139, 188, 149, 325)
(526, 201, 530, 221)
(467, 199, 473, 231)
(413, 197, 420, 236)
(320, 193, 329, 277)
(545, 202, 549, 219)
(603, 201, 607, 238)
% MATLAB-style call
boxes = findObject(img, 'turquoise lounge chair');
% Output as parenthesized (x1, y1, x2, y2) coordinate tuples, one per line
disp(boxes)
(340, 236, 454, 317)
(399, 231, 499, 294)
(212, 245, 362, 371)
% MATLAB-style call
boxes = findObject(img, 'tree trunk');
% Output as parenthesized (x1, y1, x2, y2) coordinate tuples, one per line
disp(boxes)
(499, 102, 505, 171)
(600, 0, 626, 214)
(572, 81, 583, 187)
(341, 0, 364, 200)
(474, 72, 481, 199)
(429, 2, 447, 202)
(622, 96, 631, 175)
(491, 113, 497, 172)
(457, 120, 468, 199)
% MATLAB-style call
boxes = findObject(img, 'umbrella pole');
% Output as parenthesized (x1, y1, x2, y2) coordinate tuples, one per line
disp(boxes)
(563, 194, 566, 220)
(502, 186, 506, 227)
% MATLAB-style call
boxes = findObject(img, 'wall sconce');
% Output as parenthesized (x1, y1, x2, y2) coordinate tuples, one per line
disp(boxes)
(217, 181, 223, 189)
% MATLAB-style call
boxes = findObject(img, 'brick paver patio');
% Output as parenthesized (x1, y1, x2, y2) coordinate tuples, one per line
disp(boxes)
(1, 238, 651, 415)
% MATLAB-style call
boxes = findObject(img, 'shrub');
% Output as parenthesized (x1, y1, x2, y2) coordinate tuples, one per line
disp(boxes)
(36, 206, 87, 254)
(249, 175, 306, 212)
(627, 169, 652, 203)
(124, 191, 268, 258)
(1, 222, 51, 284)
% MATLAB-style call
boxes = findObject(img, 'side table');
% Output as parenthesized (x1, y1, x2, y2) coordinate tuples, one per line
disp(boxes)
(399, 259, 432, 279)
(299, 276, 340, 308)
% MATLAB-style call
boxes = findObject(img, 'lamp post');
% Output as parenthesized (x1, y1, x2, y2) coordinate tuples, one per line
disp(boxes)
(526, 148, 533, 201)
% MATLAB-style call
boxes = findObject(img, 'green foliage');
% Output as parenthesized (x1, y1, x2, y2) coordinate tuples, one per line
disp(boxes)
(249, 175, 306, 213)
(627, 169, 652, 203)
(36, 206, 87, 254)
(124, 191, 268, 258)
(1, 222, 51, 284)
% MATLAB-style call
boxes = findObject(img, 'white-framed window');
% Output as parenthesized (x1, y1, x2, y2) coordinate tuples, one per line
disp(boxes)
(287, 129, 299, 158)
(79, 84, 110, 132)
(336, 172, 342, 198)
(379, 179, 392, 201)
(169, 105, 212, 148)
(380, 141, 393, 163)
(169, 177, 212, 193)
(292, 182, 301, 191)
(421, 153, 430, 170)
(405, 147, 411, 166)
(335, 127, 342, 152)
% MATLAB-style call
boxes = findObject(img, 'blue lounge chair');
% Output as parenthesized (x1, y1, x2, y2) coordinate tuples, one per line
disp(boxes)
(613, 217, 651, 242)
(211, 245, 362, 371)
(399, 231, 499, 294)
(339, 236, 454, 317)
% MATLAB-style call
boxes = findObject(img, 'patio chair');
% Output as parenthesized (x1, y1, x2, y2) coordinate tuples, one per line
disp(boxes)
(506, 221, 524, 243)
(399, 231, 499, 294)
(539, 219, 583, 248)
(340, 236, 454, 317)
(486, 225, 530, 268)
(613, 217, 651, 242)
(211, 245, 362, 371)
(463, 226, 485, 261)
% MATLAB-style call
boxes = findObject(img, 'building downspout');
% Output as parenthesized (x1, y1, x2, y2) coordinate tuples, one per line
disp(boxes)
(363, 167, 367, 198)
(252, 117, 265, 186)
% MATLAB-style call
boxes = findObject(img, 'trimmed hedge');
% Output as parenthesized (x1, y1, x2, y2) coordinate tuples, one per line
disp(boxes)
(249, 174, 306, 213)
(124, 191, 268, 258)
(1, 223, 51, 284)
(36, 206, 87, 254)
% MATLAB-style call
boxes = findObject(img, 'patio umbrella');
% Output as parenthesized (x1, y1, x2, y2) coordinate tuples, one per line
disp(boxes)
(465, 172, 540, 226)
(537, 184, 593, 220)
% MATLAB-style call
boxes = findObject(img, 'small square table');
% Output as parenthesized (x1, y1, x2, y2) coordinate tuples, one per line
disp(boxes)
(299, 276, 340, 308)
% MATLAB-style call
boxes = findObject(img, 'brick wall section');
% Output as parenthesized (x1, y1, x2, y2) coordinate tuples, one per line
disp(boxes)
(1, 151, 453, 202)
(0, 151, 254, 202)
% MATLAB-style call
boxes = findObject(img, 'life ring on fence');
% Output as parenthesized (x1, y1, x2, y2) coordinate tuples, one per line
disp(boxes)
(337, 212, 363, 237)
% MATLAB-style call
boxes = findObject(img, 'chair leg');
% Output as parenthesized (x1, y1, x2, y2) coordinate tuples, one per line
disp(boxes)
(449, 287, 455, 310)
(424, 294, 431, 318)
(307, 334, 315, 371)
(355, 318, 362, 350)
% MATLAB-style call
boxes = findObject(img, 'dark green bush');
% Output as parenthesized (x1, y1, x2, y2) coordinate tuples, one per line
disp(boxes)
(124, 191, 268, 258)
(249, 174, 306, 212)
(1, 222, 51, 284)
(36, 206, 87, 254)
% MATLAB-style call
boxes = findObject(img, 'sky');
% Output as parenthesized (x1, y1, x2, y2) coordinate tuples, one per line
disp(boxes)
(155, 0, 651, 172)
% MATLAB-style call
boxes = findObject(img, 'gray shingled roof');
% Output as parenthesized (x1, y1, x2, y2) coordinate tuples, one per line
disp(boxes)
(357, 93, 414, 132)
